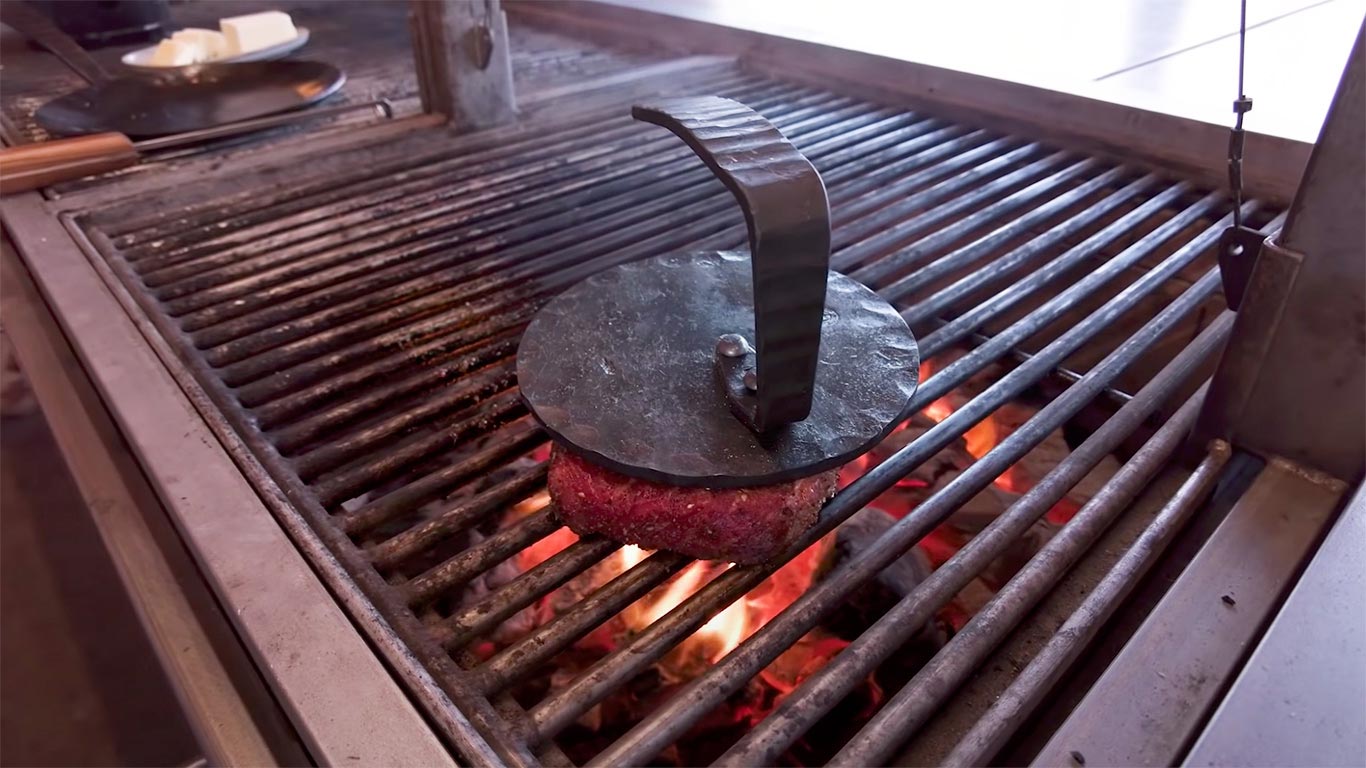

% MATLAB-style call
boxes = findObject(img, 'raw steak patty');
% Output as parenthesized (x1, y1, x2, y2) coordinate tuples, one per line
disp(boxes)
(547, 446, 838, 564)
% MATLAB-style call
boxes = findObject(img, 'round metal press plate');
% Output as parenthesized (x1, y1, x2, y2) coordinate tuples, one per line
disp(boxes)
(517, 251, 920, 487)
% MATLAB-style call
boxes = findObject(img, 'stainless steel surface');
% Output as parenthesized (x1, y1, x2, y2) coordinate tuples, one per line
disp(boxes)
(0, 196, 461, 766)
(1197, 23, 1365, 483)
(0, 242, 293, 767)
(944, 438, 1233, 767)
(1183, 480, 1366, 768)
(1032, 457, 1347, 768)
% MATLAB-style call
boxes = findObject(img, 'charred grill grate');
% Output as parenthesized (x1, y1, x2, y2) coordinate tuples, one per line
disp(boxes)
(71, 57, 1282, 766)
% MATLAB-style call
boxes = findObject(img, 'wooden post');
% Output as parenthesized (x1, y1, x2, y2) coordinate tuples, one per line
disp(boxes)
(411, 0, 518, 131)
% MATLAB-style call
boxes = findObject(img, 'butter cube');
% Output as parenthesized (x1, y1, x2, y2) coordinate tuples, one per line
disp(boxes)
(170, 28, 228, 60)
(150, 38, 199, 67)
(219, 11, 297, 55)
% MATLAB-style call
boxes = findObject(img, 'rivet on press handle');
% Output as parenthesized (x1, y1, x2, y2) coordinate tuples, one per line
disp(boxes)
(632, 96, 832, 434)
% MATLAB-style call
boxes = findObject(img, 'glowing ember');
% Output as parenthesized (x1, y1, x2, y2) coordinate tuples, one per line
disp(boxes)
(919, 358, 1009, 487)
(633, 536, 835, 680)
(513, 490, 576, 573)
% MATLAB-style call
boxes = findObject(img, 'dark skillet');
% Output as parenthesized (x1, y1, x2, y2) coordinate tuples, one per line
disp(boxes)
(36, 60, 347, 137)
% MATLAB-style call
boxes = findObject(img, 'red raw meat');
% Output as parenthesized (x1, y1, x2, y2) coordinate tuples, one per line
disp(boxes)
(547, 446, 837, 564)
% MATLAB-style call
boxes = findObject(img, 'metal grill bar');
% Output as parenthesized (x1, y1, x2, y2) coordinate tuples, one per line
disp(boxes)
(875, 168, 1147, 303)
(434, 538, 622, 650)
(309, 391, 526, 500)
(177, 106, 818, 338)
(179, 99, 868, 298)
(116, 104, 649, 253)
(720, 314, 1233, 764)
(472, 551, 693, 696)
(829, 144, 1046, 264)
(906, 199, 1244, 406)
(916, 193, 1232, 359)
(209, 108, 922, 396)
(102, 69, 750, 243)
(839, 153, 1090, 281)
(337, 419, 542, 531)
(198, 107, 914, 378)
(237, 114, 1032, 519)
(231, 107, 975, 433)
(191, 110, 952, 361)
(368, 464, 547, 570)
(127, 83, 767, 269)
(149, 89, 806, 306)
(197, 115, 965, 369)
(579, 216, 1240, 765)
(252, 312, 527, 427)
(830, 387, 1224, 766)
(941, 435, 1233, 767)
(305, 168, 994, 513)
(889, 174, 1166, 320)
(267, 331, 520, 449)
(290, 360, 518, 476)
(137, 80, 792, 274)
(405, 506, 563, 605)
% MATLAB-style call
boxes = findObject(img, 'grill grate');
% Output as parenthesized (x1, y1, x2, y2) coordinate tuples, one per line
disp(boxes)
(73, 54, 1282, 766)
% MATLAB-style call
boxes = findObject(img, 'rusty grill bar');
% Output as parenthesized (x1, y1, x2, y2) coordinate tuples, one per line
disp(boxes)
(68, 56, 1284, 766)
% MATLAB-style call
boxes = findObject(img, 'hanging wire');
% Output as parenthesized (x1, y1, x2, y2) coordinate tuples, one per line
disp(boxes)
(1229, 0, 1253, 228)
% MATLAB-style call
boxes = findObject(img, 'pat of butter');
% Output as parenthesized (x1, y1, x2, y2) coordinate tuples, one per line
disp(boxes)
(219, 11, 297, 55)
(170, 28, 228, 60)
(150, 39, 200, 67)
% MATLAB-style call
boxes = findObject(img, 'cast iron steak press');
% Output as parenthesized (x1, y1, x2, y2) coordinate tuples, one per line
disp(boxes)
(517, 96, 920, 488)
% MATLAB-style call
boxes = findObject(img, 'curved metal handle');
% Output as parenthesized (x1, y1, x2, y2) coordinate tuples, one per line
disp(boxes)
(632, 96, 831, 434)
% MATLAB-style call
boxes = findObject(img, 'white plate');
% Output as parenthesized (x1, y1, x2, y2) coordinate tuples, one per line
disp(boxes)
(120, 28, 310, 71)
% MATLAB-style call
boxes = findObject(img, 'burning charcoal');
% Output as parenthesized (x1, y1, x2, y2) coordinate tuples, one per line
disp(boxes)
(548, 666, 605, 731)
(944, 577, 996, 630)
(416, 525, 543, 647)
(540, 555, 626, 653)
(816, 507, 946, 653)
(980, 520, 1058, 590)
(760, 628, 851, 695)
(949, 483, 1019, 532)
(870, 412, 970, 478)
(1069, 454, 1123, 503)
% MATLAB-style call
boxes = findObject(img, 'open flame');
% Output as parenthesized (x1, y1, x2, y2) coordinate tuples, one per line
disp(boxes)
(621, 539, 833, 679)
(918, 358, 1027, 493)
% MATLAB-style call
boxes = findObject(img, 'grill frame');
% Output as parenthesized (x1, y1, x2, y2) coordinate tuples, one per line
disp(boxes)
(61, 56, 1284, 767)
(2, 7, 1344, 765)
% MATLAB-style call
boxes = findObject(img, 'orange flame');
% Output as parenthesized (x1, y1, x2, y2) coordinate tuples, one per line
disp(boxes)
(919, 358, 1016, 492)
(624, 535, 833, 676)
